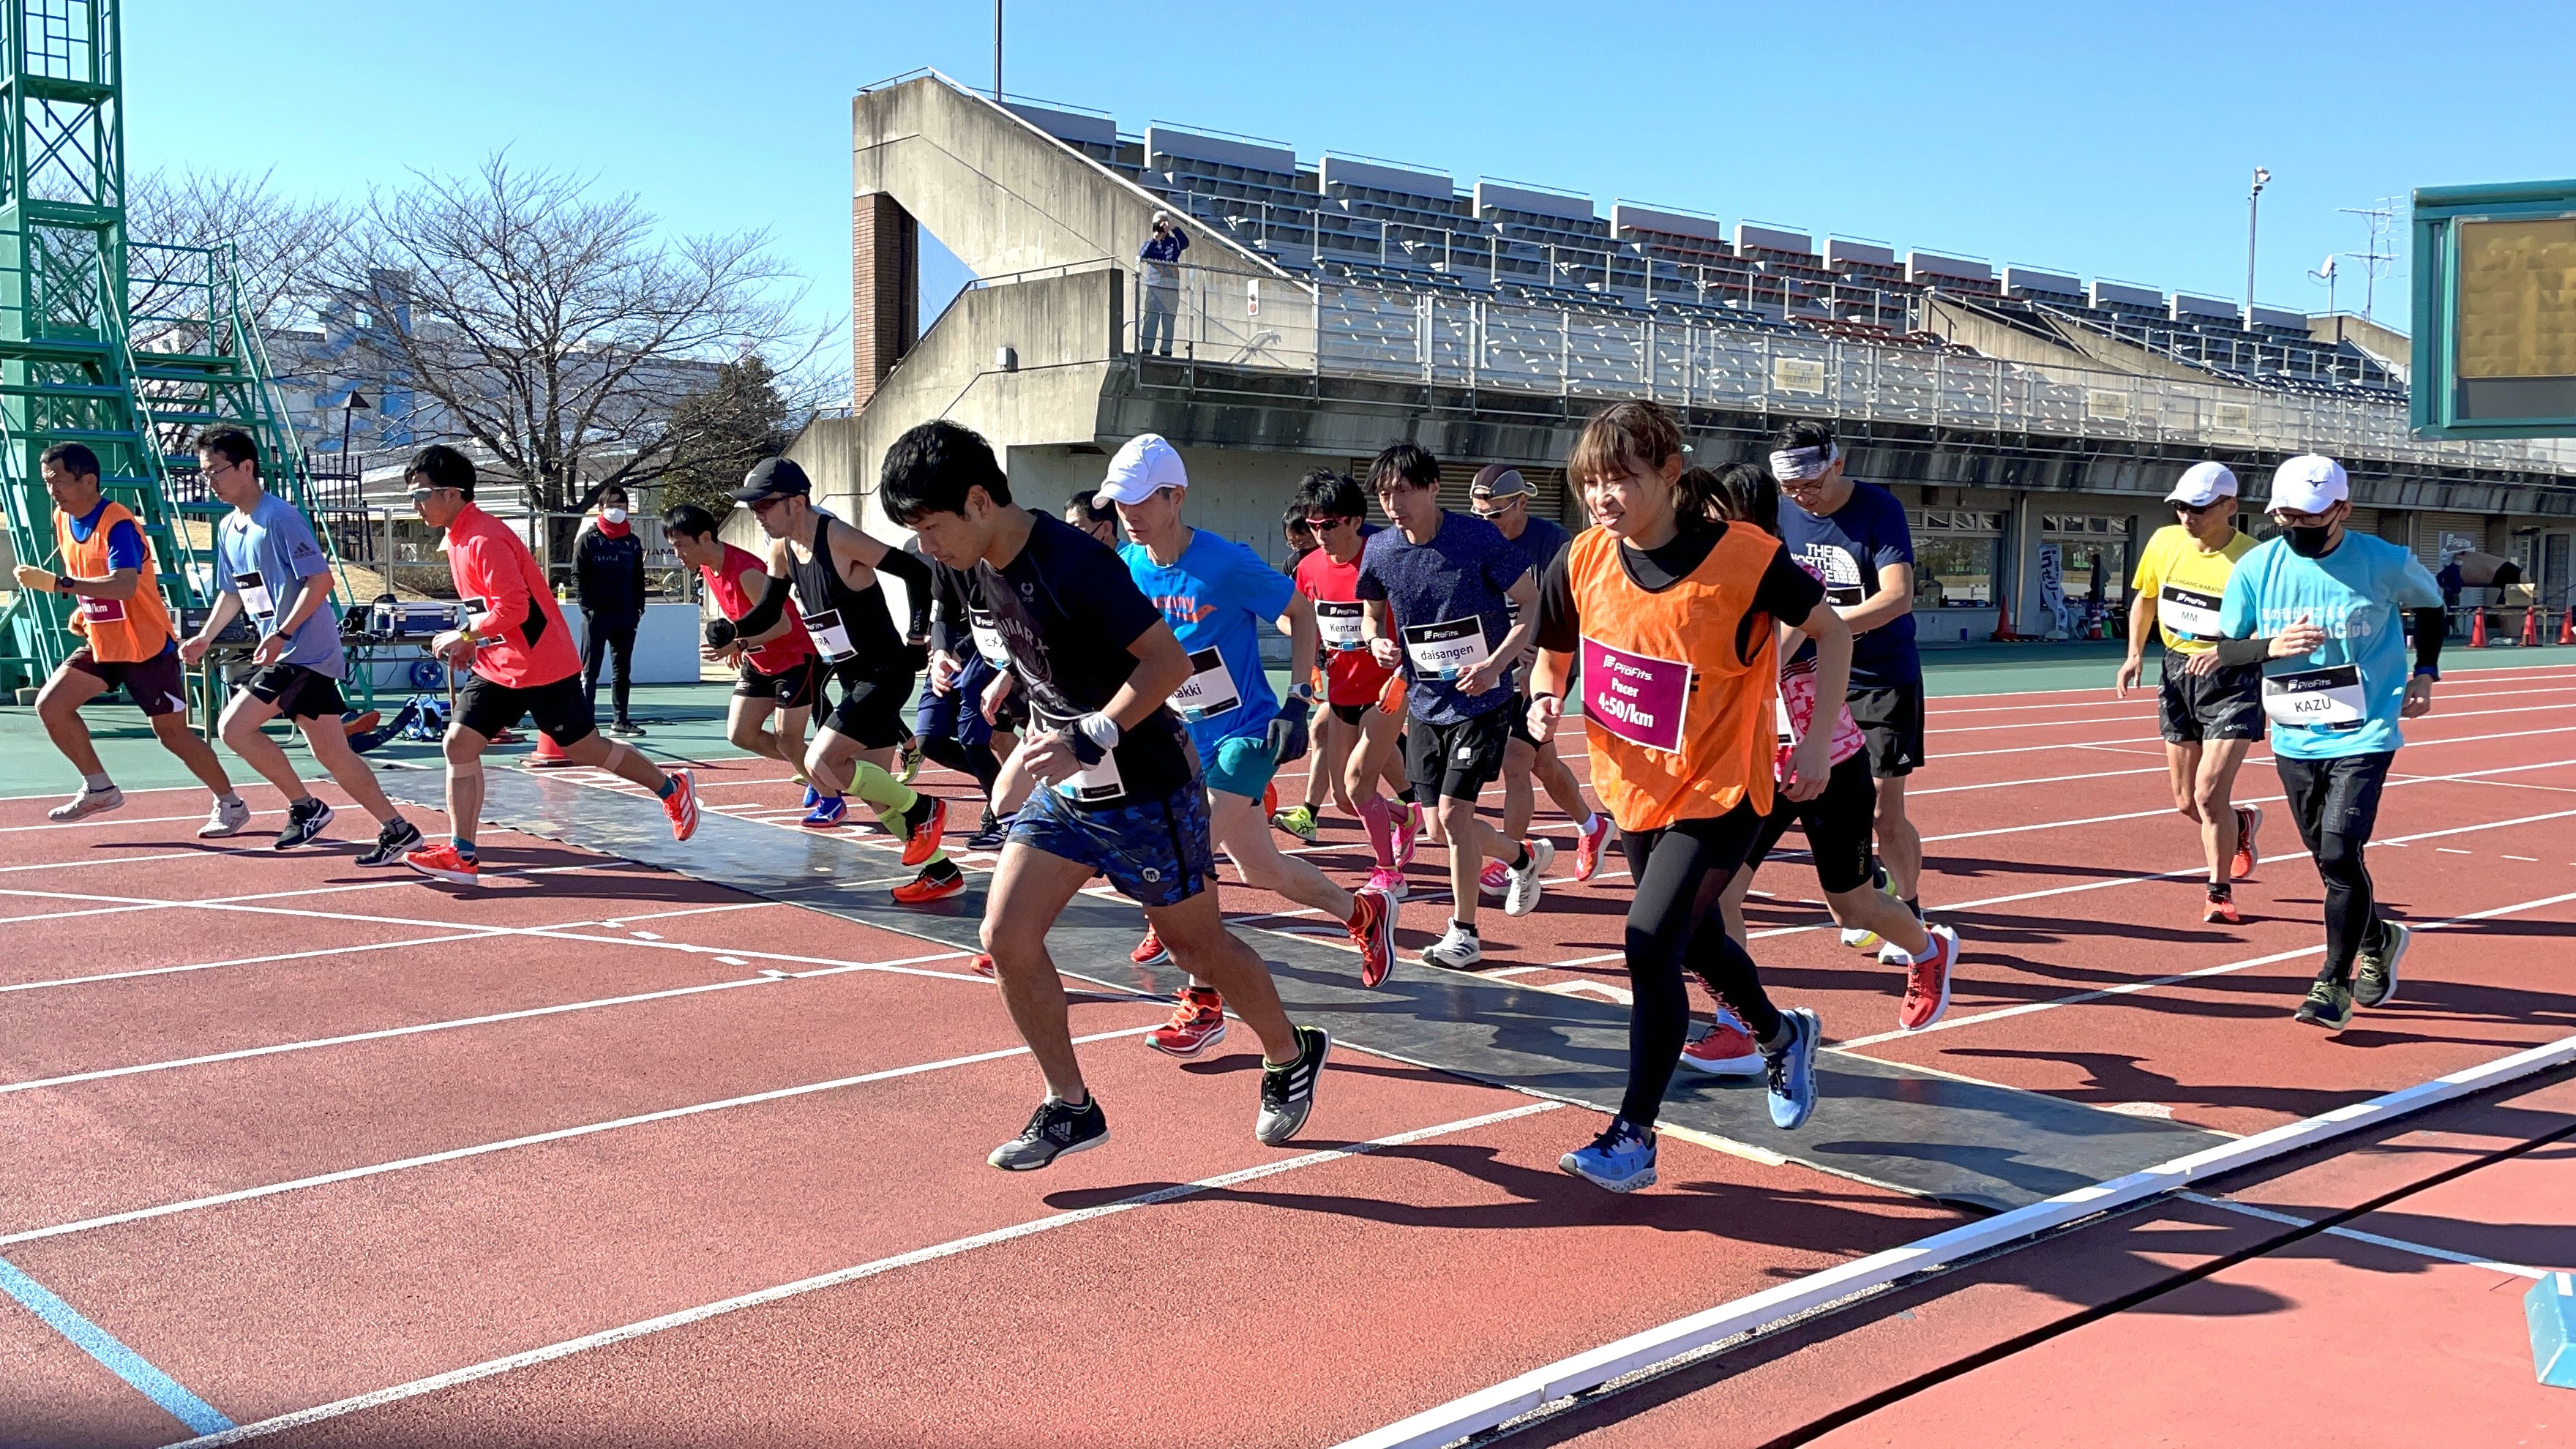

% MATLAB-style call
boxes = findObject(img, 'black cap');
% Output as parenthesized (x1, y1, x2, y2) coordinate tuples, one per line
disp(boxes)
(733, 456, 812, 503)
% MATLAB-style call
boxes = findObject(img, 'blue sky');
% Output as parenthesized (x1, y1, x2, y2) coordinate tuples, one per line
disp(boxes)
(130, 1, 2575, 357)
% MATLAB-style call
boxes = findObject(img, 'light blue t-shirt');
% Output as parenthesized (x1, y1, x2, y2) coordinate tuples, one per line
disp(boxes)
(1122, 528, 1293, 753)
(2217, 531, 2440, 760)
(217, 492, 344, 676)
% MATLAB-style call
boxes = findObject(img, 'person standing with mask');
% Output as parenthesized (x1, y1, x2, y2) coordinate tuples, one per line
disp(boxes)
(575, 484, 648, 735)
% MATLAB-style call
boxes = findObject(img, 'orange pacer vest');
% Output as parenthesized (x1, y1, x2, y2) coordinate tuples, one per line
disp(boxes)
(1570, 521, 1779, 832)
(56, 499, 176, 663)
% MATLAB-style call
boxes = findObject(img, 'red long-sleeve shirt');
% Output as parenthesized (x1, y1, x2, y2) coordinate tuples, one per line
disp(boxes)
(445, 502, 580, 688)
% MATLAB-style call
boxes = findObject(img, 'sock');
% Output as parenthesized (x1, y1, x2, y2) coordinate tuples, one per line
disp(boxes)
(656, 776, 678, 800)
(1449, 918, 1478, 937)
(921, 857, 960, 880)
(847, 760, 916, 815)
(1355, 793, 1396, 866)
(1760, 1018, 1796, 1053)
(2208, 879, 2232, 897)
(82, 772, 111, 793)
(1511, 844, 1532, 872)
(219, 793, 244, 806)
(1903, 896, 1922, 919)
(452, 837, 478, 860)
(1579, 812, 1600, 835)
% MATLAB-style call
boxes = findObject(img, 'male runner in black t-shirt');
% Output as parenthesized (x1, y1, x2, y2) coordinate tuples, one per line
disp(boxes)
(880, 419, 1330, 1170)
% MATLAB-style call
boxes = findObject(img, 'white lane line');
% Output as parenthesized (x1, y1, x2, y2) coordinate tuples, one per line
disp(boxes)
(0, 853, 184, 875)
(1918, 666, 2576, 713)
(0, 809, 288, 836)
(0, 1022, 1171, 1248)
(2178, 1192, 2547, 1278)
(1914, 724, 2576, 797)
(1, 932, 512, 995)
(1919, 756, 2576, 845)
(159, 1101, 1565, 1448)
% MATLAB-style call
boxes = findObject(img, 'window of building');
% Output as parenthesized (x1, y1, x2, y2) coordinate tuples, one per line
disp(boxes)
(1913, 509, 2005, 607)
(2041, 514, 2134, 606)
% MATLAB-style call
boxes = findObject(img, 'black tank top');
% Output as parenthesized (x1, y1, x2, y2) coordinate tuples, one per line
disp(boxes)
(789, 514, 904, 676)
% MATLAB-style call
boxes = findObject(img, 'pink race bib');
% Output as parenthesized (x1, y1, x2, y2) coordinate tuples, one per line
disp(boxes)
(1581, 636, 1691, 754)
(1774, 663, 1865, 783)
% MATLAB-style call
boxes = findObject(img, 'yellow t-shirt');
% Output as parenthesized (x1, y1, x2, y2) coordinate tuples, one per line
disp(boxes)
(2130, 524, 2255, 654)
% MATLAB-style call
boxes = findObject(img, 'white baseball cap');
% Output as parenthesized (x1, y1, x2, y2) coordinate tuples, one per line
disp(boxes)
(2269, 454, 2349, 514)
(2165, 461, 2238, 507)
(1097, 433, 1187, 505)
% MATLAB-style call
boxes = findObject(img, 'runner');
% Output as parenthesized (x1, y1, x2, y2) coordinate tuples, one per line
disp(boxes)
(882, 419, 1330, 1168)
(1701, 463, 1960, 1054)
(1528, 402, 1824, 1192)
(176, 427, 420, 861)
(396, 445, 698, 884)
(1469, 464, 1613, 899)
(1281, 501, 1319, 574)
(920, 540, 1027, 852)
(16, 442, 249, 834)
(662, 503, 817, 782)
(1770, 420, 1930, 943)
(2205, 454, 2444, 1030)
(2116, 461, 2266, 924)
(1100, 435, 1396, 1051)
(1358, 441, 1551, 967)
(727, 457, 959, 902)
(1273, 471, 1416, 875)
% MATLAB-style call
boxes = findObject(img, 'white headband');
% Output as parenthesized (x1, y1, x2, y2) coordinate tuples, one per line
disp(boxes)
(1769, 443, 1841, 482)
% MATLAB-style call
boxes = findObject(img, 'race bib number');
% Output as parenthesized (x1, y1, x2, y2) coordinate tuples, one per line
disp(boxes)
(1034, 707, 1126, 803)
(967, 607, 1009, 667)
(2262, 664, 2367, 729)
(233, 572, 277, 621)
(2157, 584, 2223, 642)
(1579, 636, 1691, 754)
(457, 596, 490, 652)
(1315, 599, 1368, 651)
(77, 594, 126, 624)
(1169, 646, 1241, 722)
(1772, 663, 1866, 782)
(1402, 616, 1491, 681)
(801, 607, 855, 663)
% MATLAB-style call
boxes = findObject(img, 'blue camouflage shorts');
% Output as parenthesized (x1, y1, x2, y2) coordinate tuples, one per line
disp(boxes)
(1008, 774, 1216, 909)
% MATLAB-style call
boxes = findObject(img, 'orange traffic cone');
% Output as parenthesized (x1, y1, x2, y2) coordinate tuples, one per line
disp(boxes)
(2521, 606, 2542, 648)
(528, 729, 574, 768)
(1990, 602, 2014, 642)
(2559, 605, 2575, 647)
(2471, 609, 2490, 648)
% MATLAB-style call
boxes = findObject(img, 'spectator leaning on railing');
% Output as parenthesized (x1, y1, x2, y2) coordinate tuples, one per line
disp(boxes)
(1138, 211, 1189, 357)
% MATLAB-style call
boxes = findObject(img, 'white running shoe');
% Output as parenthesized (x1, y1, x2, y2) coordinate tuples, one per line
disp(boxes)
(48, 785, 124, 823)
(1420, 922, 1483, 969)
(1363, 864, 1408, 902)
(198, 795, 252, 839)
(1504, 838, 1554, 917)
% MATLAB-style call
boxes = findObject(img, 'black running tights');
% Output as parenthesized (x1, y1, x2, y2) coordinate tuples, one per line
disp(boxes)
(918, 733, 1000, 796)
(1617, 802, 1779, 1128)
(2277, 752, 2395, 985)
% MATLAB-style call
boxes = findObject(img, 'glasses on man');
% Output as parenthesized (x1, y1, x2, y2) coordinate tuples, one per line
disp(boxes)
(2174, 500, 2225, 516)
(1303, 514, 1352, 531)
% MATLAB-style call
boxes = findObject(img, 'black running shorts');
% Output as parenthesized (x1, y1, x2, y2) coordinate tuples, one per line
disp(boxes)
(735, 654, 821, 711)
(456, 672, 594, 747)
(1745, 752, 1879, 895)
(63, 644, 190, 717)
(1846, 681, 1927, 779)
(243, 662, 348, 722)
(820, 667, 913, 750)
(1405, 705, 1511, 803)
(2157, 648, 2264, 744)
(2275, 751, 2394, 850)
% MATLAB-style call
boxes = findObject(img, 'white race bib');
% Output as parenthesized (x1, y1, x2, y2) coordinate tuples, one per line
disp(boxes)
(1035, 707, 1126, 803)
(802, 607, 855, 663)
(1402, 616, 1491, 681)
(1169, 646, 1241, 722)
(2157, 584, 2224, 643)
(1315, 599, 1368, 651)
(2262, 664, 2367, 729)
(968, 607, 1009, 667)
(234, 572, 277, 621)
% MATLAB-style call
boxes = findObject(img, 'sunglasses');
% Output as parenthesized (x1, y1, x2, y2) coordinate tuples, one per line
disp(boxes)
(2173, 500, 2228, 515)
(746, 495, 793, 513)
(1303, 514, 1352, 530)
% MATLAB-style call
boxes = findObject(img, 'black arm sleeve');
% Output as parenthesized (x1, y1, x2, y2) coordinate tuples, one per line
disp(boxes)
(1535, 545, 1579, 656)
(875, 542, 934, 640)
(927, 562, 967, 655)
(2412, 608, 2445, 674)
(1752, 547, 1830, 627)
(734, 572, 791, 638)
(2211, 635, 2272, 667)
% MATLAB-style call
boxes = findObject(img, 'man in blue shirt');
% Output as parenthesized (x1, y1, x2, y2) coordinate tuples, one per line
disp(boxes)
(1771, 420, 1929, 939)
(179, 427, 420, 861)
(1101, 435, 1396, 1050)
(1137, 211, 1189, 357)
(1358, 442, 1549, 969)
(2206, 454, 2445, 1030)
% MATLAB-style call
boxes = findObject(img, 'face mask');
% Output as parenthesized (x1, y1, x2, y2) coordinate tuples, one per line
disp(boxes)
(2283, 524, 2334, 558)
(602, 508, 629, 525)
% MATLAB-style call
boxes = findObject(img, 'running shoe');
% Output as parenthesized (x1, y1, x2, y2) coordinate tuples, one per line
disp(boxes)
(2294, 978, 2355, 1031)
(662, 768, 699, 842)
(1254, 1025, 1330, 1146)
(1560, 1118, 1658, 1193)
(1841, 871, 1903, 951)
(2232, 804, 2263, 881)
(1573, 814, 1612, 883)
(1147, 986, 1227, 1057)
(897, 735, 923, 784)
(970, 952, 997, 979)
(1679, 1014, 1766, 1077)
(801, 783, 822, 811)
(965, 806, 1007, 850)
(355, 816, 423, 868)
(1363, 864, 1409, 902)
(1272, 802, 1318, 842)
(340, 709, 382, 737)
(899, 794, 948, 866)
(272, 797, 335, 850)
(1479, 859, 1509, 898)
(1890, 924, 1959, 1033)
(891, 864, 965, 905)
(609, 718, 645, 737)
(987, 1095, 1108, 1171)
(47, 785, 123, 823)
(1131, 927, 1171, 967)
(403, 841, 480, 886)
(1399, 802, 1423, 868)
(1349, 888, 1397, 989)
(1263, 780, 1278, 822)
(1763, 1007, 1822, 1130)
(2354, 920, 2411, 1009)
(1420, 921, 1482, 970)
(1504, 838, 1554, 918)
(198, 795, 252, 839)
(802, 795, 848, 829)
(2204, 886, 2242, 926)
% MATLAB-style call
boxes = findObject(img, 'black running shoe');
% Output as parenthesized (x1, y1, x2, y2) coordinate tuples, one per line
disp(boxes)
(2294, 978, 2355, 1031)
(355, 817, 424, 868)
(272, 797, 335, 850)
(965, 807, 1007, 850)
(988, 1095, 1109, 1170)
(1255, 1025, 1330, 1146)
(2354, 921, 2411, 1009)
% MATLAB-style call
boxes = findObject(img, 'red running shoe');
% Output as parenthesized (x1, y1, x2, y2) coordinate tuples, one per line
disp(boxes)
(1349, 887, 1396, 989)
(1147, 986, 1227, 1057)
(662, 768, 700, 842)
(403, 841, 479, 886)
(2204, 890, 2242, 925)
(1573, 814, 1612, 883)
(970, 952, 997, 979)
(1896, 924, 1959, 1033)
(2231, 804, 2262, 881)
(901, 794, 948, 867)
(1131, 928, 1170, 966)
(1679, 1014, 1764, 1077)
(891, 865, 965, 905)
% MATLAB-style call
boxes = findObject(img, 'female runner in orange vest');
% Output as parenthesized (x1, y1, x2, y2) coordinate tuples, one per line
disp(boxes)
(1527, 402, 1845, 1193)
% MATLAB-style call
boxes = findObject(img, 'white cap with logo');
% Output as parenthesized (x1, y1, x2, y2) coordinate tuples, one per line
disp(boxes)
(2269, 454, 2349, 514)
(1097, 433, 1188, 505)
(2165, 461, 2238, 507)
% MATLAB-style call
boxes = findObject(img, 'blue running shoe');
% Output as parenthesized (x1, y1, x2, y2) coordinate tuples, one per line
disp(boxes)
(801, 795, 847, 829)
(1559, 1118, 1657, 1193)
(801, 783, 822, 810)
(1764, 1008, 1822, 1130)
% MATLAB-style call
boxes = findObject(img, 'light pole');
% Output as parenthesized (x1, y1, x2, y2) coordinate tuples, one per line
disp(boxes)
(2244, 166, 2271, 319)
(993, 0, 1003, 101)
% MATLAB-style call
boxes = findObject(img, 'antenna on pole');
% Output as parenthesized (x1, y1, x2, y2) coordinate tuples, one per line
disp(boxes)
(2337, 198, 2400, 321)
(994, 0, 1004, 102)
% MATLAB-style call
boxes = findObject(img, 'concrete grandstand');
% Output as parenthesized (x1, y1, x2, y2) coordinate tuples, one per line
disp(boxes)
(782, 69, 2576, 643)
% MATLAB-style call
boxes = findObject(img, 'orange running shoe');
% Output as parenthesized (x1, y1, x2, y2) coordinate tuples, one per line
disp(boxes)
(2231, 804, 2262, 881)
(1573, 815, 1612, 882)
(970, 952, 997, 979)
(1131, 928, 1170, 966)
(900, 794, 948, 867)
(662, 768, 700, 842)
(2204, 888, 2242, 925)
(1147, 986, 1227, 1057)
(1349, 887, 1396, 989)
(403, 841, 479, 886)
(892, 864, 965, 905)
(1895, 924, 1959, 1033)
(1678, 1013, 1764, 1077)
